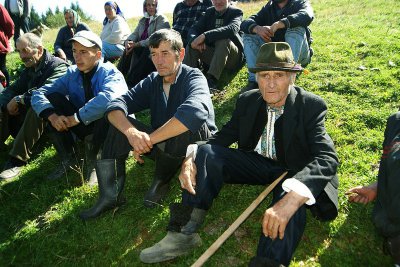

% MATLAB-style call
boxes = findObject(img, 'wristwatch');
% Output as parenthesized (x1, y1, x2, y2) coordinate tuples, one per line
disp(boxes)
(14, 95, 23, 104)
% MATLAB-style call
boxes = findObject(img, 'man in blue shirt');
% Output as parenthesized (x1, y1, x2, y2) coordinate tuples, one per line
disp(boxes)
(32, 30, 128, 183)
(79, 29, 217, 220)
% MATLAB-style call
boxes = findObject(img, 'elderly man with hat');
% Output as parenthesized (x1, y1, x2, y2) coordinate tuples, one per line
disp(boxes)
(32, 30, 128, 182)
(140, 42, 339, 266)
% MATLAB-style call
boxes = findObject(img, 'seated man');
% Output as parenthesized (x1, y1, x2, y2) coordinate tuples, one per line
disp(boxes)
(79, 29, 217, 220)
(183, 0, 243, 91)
(172, 0, 212, 47)
(240, 0, 314, 92)
(140, 42, 339, 266)
(0, 32, 68, 180)
(31, 30, 128, 182)
(347, 112, 400, 266)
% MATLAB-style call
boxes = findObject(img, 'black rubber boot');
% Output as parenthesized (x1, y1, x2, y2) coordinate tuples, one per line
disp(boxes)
(143, 150, 182, 208)
(84, 134, 99, 186)
(79, 159, 126, 220)
(140, 203, 206, 263)
(47, 130, 78, 180)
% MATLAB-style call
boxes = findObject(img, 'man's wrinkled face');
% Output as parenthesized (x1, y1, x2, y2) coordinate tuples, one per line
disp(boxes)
(257, 70, 293, 108)
(72, 42, 101, 73)
(150, 41, 184, 82)
(16, 39, 42, 68)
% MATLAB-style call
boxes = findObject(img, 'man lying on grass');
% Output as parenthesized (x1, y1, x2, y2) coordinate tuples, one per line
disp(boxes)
(140, 42, 339, 267)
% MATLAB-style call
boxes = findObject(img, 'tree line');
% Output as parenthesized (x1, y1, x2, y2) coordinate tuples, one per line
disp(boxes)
(30, 2, 92, 29)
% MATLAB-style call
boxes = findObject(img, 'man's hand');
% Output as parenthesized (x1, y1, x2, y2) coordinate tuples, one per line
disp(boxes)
(56, 49, 67, 61)
(270, 21, 285, 34)
(253, 25, 274, 42)
(262, 191, 308, 240)
(125, 41, 135, 55)
(191, 34, 206, 52)
(48, 113, 69, 132)
(64, 115, 79, 128)
(6, 98, 19, 115)
(124, 127, 153, 161)
(346, 182, 378, 204)
(178, 156, 197, 195)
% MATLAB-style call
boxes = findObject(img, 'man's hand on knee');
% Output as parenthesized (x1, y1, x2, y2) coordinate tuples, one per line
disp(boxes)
(179, 156, 197, 195)
(262, 191, 308, 240)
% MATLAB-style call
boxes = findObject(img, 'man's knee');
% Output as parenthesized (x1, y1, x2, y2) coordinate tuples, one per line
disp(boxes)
(46, 92, 68, 106)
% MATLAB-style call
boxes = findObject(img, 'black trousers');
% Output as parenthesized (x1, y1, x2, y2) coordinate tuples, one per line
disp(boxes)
(0, 104, 26, 144)
(0, 53, 9, 86)
(101, 116, 211, 160)
(182, 144, 306, 266)
(10, 14, 30, 45)
(46, 93, 108, 153)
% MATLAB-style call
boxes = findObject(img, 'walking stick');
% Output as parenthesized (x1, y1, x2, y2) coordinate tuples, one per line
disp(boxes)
(191, 171, 287, 267)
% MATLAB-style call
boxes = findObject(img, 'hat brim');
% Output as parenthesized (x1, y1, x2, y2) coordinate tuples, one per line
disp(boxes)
(68, 37, 98, 49)
(249, 65, 303, 73)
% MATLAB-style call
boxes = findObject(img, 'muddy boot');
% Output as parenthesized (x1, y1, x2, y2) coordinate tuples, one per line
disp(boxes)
(79, 159, 126, 220)
(140, 203, 206, 263)
(47, 131, 78, 180)
(143, 150, 182, 208)
(84, 134, 99, 186)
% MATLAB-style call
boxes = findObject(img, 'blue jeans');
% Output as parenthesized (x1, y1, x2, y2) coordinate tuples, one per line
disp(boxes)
(102, 41, 124, 59)
(243, 27, 311, 82)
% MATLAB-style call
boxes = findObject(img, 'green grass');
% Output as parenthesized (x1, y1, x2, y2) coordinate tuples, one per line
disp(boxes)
(1, 0, 400, 266)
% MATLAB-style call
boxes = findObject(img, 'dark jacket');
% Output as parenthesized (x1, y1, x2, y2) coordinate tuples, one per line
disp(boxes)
(187, 5, 244, 54)
(0, 50, 68, 109)
(241, 0, 314, 45)
(373, 112, 400, 237)
(207, 87, 339, 221)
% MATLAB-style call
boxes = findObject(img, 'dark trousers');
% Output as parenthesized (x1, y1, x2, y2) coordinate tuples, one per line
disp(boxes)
(102, 116, 211, 160)
(0, 105, 26, 144)
(0, 53, 9, 86)
(117, 47, 155, 88)
(46, 93, 108, 153)
(182, 144, 306, 266)
(10, 14, 30, 45)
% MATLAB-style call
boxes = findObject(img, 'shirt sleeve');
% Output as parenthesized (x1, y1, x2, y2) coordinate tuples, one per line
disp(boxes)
(282, 178, 315, 205)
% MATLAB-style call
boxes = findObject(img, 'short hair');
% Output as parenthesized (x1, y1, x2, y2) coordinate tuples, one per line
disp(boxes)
(149, 29, 183, 53)
(16, 32, 43, 50)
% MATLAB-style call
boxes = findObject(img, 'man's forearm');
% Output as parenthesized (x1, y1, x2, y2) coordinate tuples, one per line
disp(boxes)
(107, 109, 137, 136)
(150, 117, 189, 145)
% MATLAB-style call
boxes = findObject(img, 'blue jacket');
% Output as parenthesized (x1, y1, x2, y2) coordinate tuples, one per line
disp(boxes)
(32, 60, 128, 125)
(106, 64, 217, 134)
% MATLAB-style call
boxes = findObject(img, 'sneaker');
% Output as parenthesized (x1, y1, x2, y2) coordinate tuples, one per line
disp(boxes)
(140, 231, 202, 263)
(241, 81, 258, 93)
(0, 160, 23, 180)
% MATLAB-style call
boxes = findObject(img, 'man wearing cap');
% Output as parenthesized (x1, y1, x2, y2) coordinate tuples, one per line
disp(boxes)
(240, 0, 314, 93)
(0, 32, 68, 180)
(32, 30, 128, 182)
(140, 42, 338, 266)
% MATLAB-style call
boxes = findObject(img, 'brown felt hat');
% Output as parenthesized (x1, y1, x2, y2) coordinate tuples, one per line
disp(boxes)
(249, 42, 302, 73)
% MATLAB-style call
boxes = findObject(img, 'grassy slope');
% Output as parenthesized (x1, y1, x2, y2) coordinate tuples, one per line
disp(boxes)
(1, 0, 400, 266)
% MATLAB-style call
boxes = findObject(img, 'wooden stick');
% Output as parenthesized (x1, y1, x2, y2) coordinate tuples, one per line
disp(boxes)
(191, 171, 287, 267)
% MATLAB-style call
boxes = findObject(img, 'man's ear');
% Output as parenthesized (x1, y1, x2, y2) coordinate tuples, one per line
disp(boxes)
(179, 47, 185, 62)
(96, 49, 102, 59)
(38, 45, 44, 56)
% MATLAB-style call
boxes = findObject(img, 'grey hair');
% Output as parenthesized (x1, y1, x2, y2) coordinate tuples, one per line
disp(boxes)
(16, 32, 43, 51)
